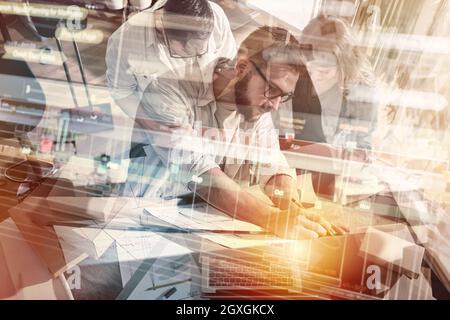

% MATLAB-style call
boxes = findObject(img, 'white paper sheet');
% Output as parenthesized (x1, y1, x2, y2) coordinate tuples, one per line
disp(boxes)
(143, 204, 264, 232)
(53, 225, 115, 260)
(197, 232, 293, 249)
(97, 218, 193, 261)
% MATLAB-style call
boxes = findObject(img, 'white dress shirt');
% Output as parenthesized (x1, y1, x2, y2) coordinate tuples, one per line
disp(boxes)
(126, 76, 295, 199)
(105, 0, 237, 121)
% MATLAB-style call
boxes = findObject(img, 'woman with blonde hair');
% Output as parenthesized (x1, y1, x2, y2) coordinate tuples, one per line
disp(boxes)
(288, 14, 378, 149)
(284, 14, 379, 196)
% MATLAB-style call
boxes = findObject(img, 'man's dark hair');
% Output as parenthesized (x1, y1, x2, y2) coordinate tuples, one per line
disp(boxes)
(163, 0, 214, 42)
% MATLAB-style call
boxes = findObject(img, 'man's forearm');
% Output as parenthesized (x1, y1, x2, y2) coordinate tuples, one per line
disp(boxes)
(264, 174, 299, 210)
(191, 168, 277, 228)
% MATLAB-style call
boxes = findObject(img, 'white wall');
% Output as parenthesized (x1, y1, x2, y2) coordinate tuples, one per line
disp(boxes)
(245, 0, 319, 31)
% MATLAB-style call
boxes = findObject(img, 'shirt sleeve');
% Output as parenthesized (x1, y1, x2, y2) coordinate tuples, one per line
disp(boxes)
(254, 114, 297, 188)
(139, 79, 220, 187)
(105, 24, 138, 102)
(210, 2, 237, 60)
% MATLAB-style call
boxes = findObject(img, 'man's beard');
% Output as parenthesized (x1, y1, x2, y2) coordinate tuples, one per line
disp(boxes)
(234, 73, 260, 122)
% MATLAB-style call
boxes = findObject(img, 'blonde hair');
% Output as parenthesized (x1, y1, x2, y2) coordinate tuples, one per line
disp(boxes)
(302, 14, 376, 91)
(238, 26, 304, 73)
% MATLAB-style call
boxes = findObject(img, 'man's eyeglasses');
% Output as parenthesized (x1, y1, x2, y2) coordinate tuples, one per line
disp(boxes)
(161, 15, 209, 59)
(249, 60, 294, 103)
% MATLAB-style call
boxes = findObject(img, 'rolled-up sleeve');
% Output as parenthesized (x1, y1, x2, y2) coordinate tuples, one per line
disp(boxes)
(210, 2, 237, 61)
(139, 80, 219, 187)
(105, 26, 137, 101)
(254, 114, 296, 188)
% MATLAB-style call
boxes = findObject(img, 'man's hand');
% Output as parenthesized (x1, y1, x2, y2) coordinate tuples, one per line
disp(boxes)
(266, 203, 348, 240)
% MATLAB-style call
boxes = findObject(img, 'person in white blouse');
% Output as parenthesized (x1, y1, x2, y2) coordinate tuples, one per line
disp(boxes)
(272, 15, 379, 197)
(128, 26, 347, 240)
